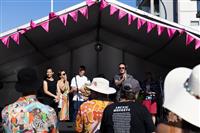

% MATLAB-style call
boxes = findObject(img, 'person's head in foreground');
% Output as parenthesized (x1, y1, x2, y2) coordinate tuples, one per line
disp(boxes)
(1, 68, 57, 133)
(158, 64, 200, 132)
(15, 67, 41, 95)
(120, 78, 141, 101)
(75, 78, 116, 133)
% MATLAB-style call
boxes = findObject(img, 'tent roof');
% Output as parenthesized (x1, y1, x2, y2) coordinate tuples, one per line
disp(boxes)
(0, 0, 200, 80)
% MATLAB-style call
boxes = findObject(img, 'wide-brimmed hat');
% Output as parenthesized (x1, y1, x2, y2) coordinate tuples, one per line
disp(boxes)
(122, 78, 141, 93)
(86, 78, 116, 95)
(15, 68, 41, 93)
(163, 64, 200, 128)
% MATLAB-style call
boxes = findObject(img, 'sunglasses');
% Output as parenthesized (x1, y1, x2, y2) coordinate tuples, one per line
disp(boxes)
(119, 67, 125, 70)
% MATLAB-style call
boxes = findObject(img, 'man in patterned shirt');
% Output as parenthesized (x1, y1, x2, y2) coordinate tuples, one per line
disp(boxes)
(1, 68, 58, 133)
(75, 78, 116, 133)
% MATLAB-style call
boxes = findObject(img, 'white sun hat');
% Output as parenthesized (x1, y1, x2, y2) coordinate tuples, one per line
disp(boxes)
(86, 78, 116, 95)
(163, 64, 200, 128)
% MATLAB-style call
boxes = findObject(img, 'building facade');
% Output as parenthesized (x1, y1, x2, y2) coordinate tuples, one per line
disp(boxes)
(137, 0, 200, 31)
(177, 0, 199, 31)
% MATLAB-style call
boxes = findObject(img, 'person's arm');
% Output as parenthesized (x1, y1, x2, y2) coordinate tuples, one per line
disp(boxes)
(156, 123, 170, 133)
(56, 81, 61, 103)
(56, 81, 61, 95)
(65, 81, 70, 94)
(43, 80, 57, 99)
(70, 77, 79, 93)
(114, 74, 125, 86)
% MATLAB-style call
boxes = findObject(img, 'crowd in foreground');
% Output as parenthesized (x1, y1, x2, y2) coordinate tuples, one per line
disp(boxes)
(1, 63, 200, 133)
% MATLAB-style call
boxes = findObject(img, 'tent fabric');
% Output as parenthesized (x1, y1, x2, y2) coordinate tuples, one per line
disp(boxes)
(0, 0, 200, 79)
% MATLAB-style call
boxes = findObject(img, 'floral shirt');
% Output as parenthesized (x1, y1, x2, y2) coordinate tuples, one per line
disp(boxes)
(75, 99, 112, 133)
(1, 95, 57, 133)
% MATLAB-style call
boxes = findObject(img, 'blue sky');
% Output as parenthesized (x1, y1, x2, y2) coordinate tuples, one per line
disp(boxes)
(0, 0, 136, 33)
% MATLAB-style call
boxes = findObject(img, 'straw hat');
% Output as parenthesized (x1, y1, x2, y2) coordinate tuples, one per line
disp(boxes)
(87, 78, 116, 95)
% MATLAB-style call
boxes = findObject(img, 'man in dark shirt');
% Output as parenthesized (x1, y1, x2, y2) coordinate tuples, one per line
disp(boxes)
(100, 78, 155, 133)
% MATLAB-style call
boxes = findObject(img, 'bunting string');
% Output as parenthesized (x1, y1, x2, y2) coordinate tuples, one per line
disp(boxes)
(0, 0, 200, 49)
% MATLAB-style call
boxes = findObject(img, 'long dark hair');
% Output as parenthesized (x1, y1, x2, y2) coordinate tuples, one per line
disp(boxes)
(44, 67, 54, 80)
(57, 70, 66, 80)
(89, 90, 109, 101)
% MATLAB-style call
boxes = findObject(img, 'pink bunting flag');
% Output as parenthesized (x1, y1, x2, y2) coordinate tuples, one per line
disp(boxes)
(86, 0, 96, 6)
(178, 29, 185, 39)
(128, 14, 137, 25)
(69, 10, 78, 22)
(30, 20, 37, 29)
(157, 25, 165, 36)
(100, 0, 109, 10)
(147, 22, 156, 33)
(59, 14, 68, 26)
(110, 5, 118, 16)
(11, 32, 20, 45)
(41, 21, 49, 32)
(118, 10, 127, 20)
(137, 18, 146, 30)
(128, 14, 132, 25)
(1, 36, 10, 47)
(49, 12, 57, 19)
(19, 28, 27, 34)
(79, 6, 88, 19)
(186, 34, 194, 46)
(195, 39, 200, 50)
(167, 28, 176, 38)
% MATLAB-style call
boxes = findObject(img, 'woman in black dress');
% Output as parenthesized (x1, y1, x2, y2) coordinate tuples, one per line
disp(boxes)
(43, 68, 58, 111)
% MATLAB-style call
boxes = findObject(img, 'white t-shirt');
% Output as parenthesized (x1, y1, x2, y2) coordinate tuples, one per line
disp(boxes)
(70, 75, 90, 101)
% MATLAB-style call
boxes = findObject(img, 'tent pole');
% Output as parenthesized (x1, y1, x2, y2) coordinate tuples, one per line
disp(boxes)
(51, 0, 54, 12)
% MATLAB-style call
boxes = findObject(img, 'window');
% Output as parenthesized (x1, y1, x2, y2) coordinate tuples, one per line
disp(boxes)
(197, 0, 200, 12)
(190, 21, 199, 26)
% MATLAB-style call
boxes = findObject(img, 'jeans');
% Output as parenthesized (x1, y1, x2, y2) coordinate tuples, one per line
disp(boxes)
(72, 101, 84, 122)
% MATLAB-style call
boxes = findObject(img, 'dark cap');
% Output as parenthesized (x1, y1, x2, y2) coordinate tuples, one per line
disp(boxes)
(122, 78, 141, 93)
